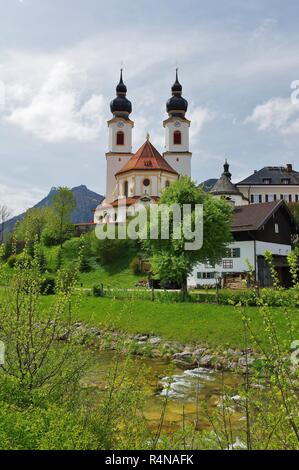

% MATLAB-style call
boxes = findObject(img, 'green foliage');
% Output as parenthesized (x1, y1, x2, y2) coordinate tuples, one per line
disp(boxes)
(144, 177, 232, 292)
(7, 254, 17, 268)
(15, 207, 57, 243)
(93, 236, 138, 270)
(52, 187, 76, 247)
(93, 284, 104, 297)
(129, 256, 143, 275)
(40, 276, 56, 295)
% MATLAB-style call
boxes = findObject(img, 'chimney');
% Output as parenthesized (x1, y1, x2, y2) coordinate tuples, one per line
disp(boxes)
(286, 163, 293, 172)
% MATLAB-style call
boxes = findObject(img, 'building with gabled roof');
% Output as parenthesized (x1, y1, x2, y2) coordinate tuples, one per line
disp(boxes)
(189, 200, 298, 288)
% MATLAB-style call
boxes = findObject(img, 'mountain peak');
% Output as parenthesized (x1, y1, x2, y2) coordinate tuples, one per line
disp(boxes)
(3, 185, 104, 234)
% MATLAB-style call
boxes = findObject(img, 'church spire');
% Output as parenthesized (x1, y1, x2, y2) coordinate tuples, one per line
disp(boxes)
(116, 68, 127, 95)
(166, 69, 188, 117)
(110, 69, 132, 118)
(223, 159, 232, 179)
(172, 68, 183, 95)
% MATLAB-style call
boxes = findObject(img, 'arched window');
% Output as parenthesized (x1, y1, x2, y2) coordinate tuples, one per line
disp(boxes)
(173, 130, 182, 145)
(165, 180, 170, 188)
(116, 131, 125, 145)
(124, 181, 129, 197)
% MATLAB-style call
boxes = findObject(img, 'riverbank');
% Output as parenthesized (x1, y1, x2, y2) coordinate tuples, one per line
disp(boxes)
(65, 296, 297, 352)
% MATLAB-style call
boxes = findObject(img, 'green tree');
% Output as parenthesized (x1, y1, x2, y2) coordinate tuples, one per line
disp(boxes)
(15, 207, 57, 243)
(0, 204, 11, 244)
(52, 187, 76, 248)
(144, 177, 232, 297)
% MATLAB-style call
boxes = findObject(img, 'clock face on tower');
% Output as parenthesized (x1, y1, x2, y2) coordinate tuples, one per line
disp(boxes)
(117, 121, 124, 128)
(174, 121, 181, 128)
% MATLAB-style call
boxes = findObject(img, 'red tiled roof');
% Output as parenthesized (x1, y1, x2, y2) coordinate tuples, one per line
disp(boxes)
(115, 140, 178, 176)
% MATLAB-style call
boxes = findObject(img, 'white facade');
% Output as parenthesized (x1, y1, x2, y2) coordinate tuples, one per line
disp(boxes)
(213, 193, 248, 206)
(116, 171, 177, 199)
(105, 117, 134, 204)
(237, 185, 299, 204)
(188, 240, 292, 288)
(163, 117, 191, 177)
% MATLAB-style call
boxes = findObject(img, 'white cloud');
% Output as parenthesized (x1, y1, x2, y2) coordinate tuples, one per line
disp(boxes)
(245, 97, 299, 134)
(0, 182, 45, 216)
(189, 107, 214, 143)
(4, 61, 106, 142)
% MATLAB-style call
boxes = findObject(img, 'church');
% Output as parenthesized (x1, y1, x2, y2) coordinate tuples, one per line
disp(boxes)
(93, 71, 298, 288)
(94, 70, 192, 223)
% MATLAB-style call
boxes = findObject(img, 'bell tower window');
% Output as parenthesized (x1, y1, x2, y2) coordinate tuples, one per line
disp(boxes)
(116, 131, 125, 146)
(173, 130, 182, 145)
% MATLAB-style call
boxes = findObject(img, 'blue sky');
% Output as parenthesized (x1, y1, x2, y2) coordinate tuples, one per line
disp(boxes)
(1, 0, 299, 214)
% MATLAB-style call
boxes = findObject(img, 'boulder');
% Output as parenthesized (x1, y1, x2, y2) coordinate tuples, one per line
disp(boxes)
(192, 348, 207, 358)
(173, 351, 193, 361)
(198, 355, 213, 367)
(134, 334, 148, 342)
(238, 357, 255, 367)
(149, 337, 161, 345)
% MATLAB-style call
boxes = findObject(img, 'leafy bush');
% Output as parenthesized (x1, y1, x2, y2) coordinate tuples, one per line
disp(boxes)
(42, 228, 60, 247)
(40, 276, 56, 295)
(79, 256, 92, 273)
(130, 256, 143, 275)
(93, 284, 104, 297)
(7, 255, 17, 268)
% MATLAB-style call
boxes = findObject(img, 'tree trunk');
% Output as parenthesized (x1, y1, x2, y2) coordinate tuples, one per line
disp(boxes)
(181, 277, 188, 301)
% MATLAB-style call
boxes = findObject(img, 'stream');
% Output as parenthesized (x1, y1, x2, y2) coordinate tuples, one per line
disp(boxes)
(83, 351, 245, 433)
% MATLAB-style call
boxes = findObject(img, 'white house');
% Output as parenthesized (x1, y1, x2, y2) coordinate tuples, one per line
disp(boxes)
(188, 200, 296, 288)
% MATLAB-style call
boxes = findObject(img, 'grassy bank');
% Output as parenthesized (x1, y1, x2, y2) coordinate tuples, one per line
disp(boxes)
(32, 294, 298, 351)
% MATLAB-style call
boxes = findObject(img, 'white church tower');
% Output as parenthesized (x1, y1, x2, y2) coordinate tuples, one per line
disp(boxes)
(163, 70, 192, 177)
(105, 70, 134, 204)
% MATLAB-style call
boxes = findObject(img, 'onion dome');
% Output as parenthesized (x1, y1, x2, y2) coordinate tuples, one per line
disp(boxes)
(166, 69, 188, 116)
(110, 69, 132, 118)
(210, 160, 242, 196)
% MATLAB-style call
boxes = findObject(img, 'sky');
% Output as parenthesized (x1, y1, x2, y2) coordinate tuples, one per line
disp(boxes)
(1, 0, 299, 215)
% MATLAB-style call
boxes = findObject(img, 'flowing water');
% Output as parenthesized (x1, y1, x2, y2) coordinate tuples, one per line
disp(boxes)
(83, 350, 244, 433)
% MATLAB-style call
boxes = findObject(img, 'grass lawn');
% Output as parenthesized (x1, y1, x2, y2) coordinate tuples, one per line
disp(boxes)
(35, 294, 298, 352)
(77, 269, 143, 289)
(42, 243, 144, 288)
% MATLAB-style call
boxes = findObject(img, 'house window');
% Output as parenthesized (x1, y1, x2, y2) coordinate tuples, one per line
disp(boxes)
(296, 195, 299, 202)
(116, 131, 125, 145)
(197, 272, 215, 280)
(223, 260, 233, 269)
(281, 178, 290, 185)
(251, 194, 261, 204)
(165, 180, 170, 188)
(289, 194, 292, 202)
(173, 130, 182, 145)
(124, 181, 129, 197)
(143, 178, 150, 187)
(275, 223, 279, 234)
(227, 248, 241, 258)
(263, 178, 271, 184)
